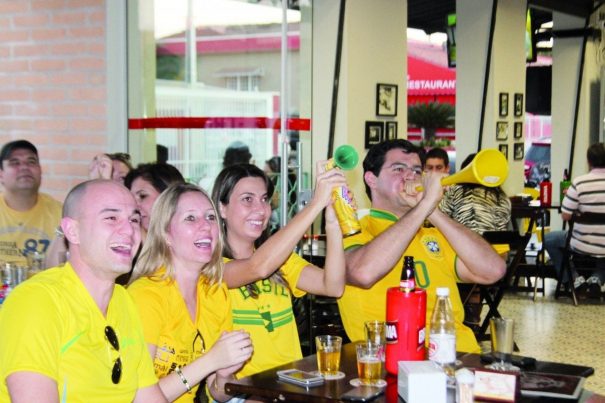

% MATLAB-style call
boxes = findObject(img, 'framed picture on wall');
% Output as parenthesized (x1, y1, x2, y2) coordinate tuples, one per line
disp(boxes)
(499, 92, 509, 117)
(514, 122, 523, 139)
(514, 143, 524, 160)
(376, 83, 398, 117)
(385, 121, 398, 140)
(496, 121, 508, 141)
(499, 144, 509, 160)
(514, 93, 524, 117)
(365, 121, 384, 149)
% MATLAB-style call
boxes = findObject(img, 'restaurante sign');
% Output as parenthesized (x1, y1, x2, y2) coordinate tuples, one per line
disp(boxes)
(407, 78, 456, 91)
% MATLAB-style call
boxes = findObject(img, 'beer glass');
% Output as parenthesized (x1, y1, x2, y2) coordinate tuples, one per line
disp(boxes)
(12, 265, 28, 286)
(355, 341, 384, 386)
(315, 335, 342, 377)
(486, 318, 519, 371)
(25, 250, 45, 278)
(364, 320, 386, 361)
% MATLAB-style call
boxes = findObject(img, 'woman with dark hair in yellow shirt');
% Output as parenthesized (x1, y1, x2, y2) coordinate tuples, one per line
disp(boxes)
(212, 161, 346, 379)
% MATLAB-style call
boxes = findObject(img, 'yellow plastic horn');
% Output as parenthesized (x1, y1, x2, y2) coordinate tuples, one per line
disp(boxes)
(332, 144, 359, 171)
(417, 148, 509, 191)
(442, 148, 509, 187)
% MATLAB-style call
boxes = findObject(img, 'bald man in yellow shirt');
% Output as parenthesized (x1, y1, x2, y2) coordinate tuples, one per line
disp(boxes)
(0, 180, 166, 403)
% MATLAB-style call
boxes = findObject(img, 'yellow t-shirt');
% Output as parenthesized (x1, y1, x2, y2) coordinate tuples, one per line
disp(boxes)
(338, 209, 480, 353)
(128, 267, 232, 403)
(0, 263, 158, 402)
(226, 252, 307, 378)
(0, 193, 62, 265)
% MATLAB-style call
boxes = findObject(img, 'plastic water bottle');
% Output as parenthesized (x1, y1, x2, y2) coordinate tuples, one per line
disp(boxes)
(429, 287, 456, 380)
(0, 264, 13, 305)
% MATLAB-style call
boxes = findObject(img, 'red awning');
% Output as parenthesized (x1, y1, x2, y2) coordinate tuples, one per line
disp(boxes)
(407, 56, 456, 96)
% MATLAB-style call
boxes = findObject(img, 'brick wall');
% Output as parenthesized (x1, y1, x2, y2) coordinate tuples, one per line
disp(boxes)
(0, 0, 108, 202)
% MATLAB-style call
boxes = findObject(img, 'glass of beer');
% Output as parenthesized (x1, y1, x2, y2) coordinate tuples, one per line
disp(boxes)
(356, 341, 383, 385)
(364, 320, 386, 361)
(315, 335, 342, 377)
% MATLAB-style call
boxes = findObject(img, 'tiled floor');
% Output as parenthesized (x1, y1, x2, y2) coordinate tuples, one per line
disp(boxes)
(488, 279, 605, 395)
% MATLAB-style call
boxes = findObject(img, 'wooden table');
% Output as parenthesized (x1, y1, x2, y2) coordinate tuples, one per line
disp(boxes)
(225, 343, 598, 402)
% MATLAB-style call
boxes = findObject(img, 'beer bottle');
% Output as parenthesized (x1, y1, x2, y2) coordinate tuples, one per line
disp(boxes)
(560, 169, 571, 204)
(400, 255, 415, 292)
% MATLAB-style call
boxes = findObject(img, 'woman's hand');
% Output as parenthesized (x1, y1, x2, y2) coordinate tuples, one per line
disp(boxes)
(208, 330, 253, 376)
(88, 154, 113, 180)
(311, 160, 347, 209)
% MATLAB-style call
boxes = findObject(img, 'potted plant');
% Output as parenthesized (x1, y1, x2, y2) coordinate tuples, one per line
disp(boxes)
(408, 101, 455, 147)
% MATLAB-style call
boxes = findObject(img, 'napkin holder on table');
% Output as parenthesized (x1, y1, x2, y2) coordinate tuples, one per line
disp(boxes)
(397, 360, 446, 403)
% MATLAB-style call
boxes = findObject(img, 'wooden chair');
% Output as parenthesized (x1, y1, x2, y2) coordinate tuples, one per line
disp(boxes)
(476, 229, 533, 338)
(556, 212, 605, 306)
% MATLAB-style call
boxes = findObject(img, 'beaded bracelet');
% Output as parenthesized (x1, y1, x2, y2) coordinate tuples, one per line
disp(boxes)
(175, 366, 192, 393)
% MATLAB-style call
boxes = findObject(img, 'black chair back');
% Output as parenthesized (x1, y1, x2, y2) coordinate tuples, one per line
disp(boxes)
(559, 212, 605, 305)
(476, 230, 533, 337)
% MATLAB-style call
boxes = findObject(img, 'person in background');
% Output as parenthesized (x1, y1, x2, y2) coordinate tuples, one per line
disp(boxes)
(544, 142, 605, 298)
(425, 147, 450, 174)
(200, 141, 253, 193)
(124, 163, 186, 237)
(422, 147, 451, 229)
(439, 152, 512, 330)
(88, 152, 133, 184)
(0, 139, 62, 266)
(263, 156, 297, 233)
(223, 141, 252, 168)
(128, 183, 252, 402)
(212, 162, 346, 379)
(157, 144, 169, 164)
(337, 139, 506, 352)
(110, 153, 134, 183)
(440, 153, 511, 235)
(0, 179, 166, 402)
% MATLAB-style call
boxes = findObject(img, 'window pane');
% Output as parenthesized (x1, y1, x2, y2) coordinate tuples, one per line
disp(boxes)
(130, 0, 310, 205)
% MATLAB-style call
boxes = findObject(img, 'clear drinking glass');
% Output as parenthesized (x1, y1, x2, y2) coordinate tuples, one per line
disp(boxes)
(364, 320, 386, 361)
(315, 335, 342, 377)
(25, 250, 45, 277)
(486, 318, 519, 371)
(355, 341, 385, 386)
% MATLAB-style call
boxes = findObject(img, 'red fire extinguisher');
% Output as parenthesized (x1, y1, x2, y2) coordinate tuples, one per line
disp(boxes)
(385, 287, 427, 375)
(539, 174, 552, 207)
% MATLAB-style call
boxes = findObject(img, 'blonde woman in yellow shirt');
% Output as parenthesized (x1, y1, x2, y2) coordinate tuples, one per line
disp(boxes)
(129, 183, 252, 402)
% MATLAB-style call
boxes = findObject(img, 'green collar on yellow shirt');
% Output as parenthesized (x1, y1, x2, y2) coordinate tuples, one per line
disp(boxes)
(369, 208, 398, 222)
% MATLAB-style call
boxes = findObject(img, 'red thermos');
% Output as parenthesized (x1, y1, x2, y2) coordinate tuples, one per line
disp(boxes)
(539, 175, 552, 207)
(385, 256, 427, 375)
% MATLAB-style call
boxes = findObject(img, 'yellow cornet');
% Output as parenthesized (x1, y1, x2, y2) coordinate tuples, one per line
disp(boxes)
(417, 148, 509, 190)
